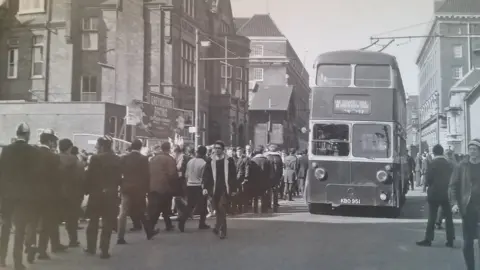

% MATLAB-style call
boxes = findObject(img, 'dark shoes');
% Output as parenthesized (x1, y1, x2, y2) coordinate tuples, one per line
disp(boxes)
(199, 224, 211, 230)
(117, 239, 127, 245)
(100, 253, 111, 259)
(51, 244, 68, 253)
(69, 241, 80, 248)
(37, 253, 51, 260)
(416, 240, 432, 247)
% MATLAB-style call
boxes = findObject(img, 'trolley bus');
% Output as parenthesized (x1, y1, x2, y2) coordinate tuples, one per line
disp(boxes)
(304, 50, 408, 217)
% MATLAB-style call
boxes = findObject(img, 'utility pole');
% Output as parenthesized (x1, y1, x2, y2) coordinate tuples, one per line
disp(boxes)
(194, 28, 200, 151)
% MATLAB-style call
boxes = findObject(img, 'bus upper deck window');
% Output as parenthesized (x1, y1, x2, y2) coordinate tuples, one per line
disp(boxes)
(311, 123, 350, 156)
(316, 65, 351, 87)
(354, 65, 391, 88)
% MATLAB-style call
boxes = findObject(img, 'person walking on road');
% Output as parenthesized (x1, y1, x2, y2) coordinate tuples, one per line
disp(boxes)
(202, 141, 237, 239)
(84, 136, 122, 259)
(117, 139, 155, 244)
(0, 123, 39, 270)
(148, 143, 179, 232)
(416, 144, 455, 248)
(450, 138, 480, 270)
(178, 145, 211, 232)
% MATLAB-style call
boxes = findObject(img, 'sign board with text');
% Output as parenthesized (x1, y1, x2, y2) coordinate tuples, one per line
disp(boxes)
(333, 95, 371, 115)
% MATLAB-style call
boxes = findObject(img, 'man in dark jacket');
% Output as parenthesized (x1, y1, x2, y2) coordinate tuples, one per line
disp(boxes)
(117, 139, 154, 244)
(283, 148, 299, 201)
(202, 140, 237, 239)
(450, 139, 480, 270)
(84, 136, 122, 259)
(0, 123, 39, 270)
(297, 150, 309, 195)
(235, 147, 249, 214)
(264, 144, 283, 212)
(416, 144, 454, 248)
(26, 129, 66, 263)
(249, 146, 272, 214)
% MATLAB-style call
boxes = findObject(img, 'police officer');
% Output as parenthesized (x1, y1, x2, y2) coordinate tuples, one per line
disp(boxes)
(0, 123, 39, 270)
(26, 128, 67, 262)
(84, 136, 122, 259)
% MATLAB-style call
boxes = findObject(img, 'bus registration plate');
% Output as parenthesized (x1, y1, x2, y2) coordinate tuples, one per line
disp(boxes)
(340, 198, 361, 205)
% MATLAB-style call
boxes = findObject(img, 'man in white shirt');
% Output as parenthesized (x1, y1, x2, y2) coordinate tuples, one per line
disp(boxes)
(178, 146, 210, 232)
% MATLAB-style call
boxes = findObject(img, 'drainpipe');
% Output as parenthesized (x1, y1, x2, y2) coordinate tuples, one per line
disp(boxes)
(44, 0, 53, 101)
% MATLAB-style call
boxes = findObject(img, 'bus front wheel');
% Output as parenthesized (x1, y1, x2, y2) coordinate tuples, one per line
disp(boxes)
(308, 203, 331, 215)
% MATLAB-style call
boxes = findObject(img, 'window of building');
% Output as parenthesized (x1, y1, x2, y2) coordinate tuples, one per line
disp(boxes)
(221, 22, 229, 34)
(250, 45, 263, 57)
(82, 17, 99, 51)
(19, 0, 45, 14)
(235, 66, 243, 79)
(221, 80, 232, 95)
(7, 48, 19, 79)
(453, 66, 463, 80)
(221, 64, 232, 78)
(31, 35, 44, 78)
(183, 0, 194, 18)
(80, 75, 98, 101)
(252, 68, 263, 81)
(235, 81, 242, 98)
(181, 41, 195, 86)
(453, 45, 463, 58)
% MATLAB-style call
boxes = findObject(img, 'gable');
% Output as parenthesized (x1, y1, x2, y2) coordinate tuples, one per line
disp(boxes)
(435, 0, 480, 14)
(236, 14, 284, 37)
(212, 0, 235, 33)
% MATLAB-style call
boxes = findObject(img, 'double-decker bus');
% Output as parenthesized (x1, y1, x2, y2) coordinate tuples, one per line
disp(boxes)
(304, 50, 407, 217)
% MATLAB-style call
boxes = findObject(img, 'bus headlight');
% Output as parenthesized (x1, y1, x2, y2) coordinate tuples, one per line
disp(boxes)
(376, 170, 388, 182)
(315, 167, 326, 180)
(379, 192, 388, 201)
(385, 165, 392, 171)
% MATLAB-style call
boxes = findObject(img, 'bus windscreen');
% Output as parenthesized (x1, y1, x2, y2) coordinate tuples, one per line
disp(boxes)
(316, 64, 351, 87)
(354, 65, 391, 88)
(311, 124, 350, 156)
(352, 124, 391, 158)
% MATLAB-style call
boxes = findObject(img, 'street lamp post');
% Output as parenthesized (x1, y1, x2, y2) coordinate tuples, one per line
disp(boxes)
(435, 91, 440, 145)
(194, 28, 200, 151)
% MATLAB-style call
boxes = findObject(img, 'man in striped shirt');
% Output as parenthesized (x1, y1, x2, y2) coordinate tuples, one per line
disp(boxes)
(178, 146, 210, 232)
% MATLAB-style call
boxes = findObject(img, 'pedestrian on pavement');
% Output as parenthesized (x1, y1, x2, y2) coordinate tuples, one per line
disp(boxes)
(248, 146, 272, 214)
(84, 136, 122, 259)
(297, 150, 309, 196)
(58, 138, 85, 248)
(27, 129, 67, 263)
(148, 143, 179, 232)
(450, 138, 480, 270)
(235, 147, 250, 214)
(0, 123, 39, 270)
(202, 140, 237, 239)
(436, 149, 458, 229)
(264, 144, 284, 212)
(283, 148, 299, 202)
(415, 152, 422, 188)
(406, 151, 415, 191)
(416, 144, 455, 248)
(178, 145, 211, 232)
(117, 139, 155, 245)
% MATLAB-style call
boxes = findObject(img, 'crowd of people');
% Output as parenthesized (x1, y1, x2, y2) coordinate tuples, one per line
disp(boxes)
(412, 140, 480, 270)
(0, 122, 308, 270)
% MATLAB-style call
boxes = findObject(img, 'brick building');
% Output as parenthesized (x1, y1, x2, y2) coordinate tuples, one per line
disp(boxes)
(416, 0, 480, 153)
(234, 14, 310, 149)
(0, 0, 249, 146)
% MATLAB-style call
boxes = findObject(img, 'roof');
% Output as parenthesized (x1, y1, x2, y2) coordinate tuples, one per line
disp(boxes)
(234, 18, 249, 31)
(313, 50, 398, 67)
(435, 0, 480, 14)
(452, 68, 480, 90)
(249, 85, 293, 111)
(235, 14, 284, 37)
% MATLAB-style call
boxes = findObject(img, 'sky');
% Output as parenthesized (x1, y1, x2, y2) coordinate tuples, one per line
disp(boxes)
(231, 0, 434, 95)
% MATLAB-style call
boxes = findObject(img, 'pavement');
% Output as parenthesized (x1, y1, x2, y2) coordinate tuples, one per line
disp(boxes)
(1, 188, 470, 270)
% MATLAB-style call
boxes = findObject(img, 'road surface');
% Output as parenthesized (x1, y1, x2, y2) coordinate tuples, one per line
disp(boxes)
(2, 190, 468, 270)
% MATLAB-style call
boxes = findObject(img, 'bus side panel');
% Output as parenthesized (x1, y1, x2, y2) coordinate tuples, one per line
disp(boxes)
(305, 160, 351, 204)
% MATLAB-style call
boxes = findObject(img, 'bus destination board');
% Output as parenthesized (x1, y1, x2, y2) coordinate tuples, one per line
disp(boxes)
(334, 95, 371, 115)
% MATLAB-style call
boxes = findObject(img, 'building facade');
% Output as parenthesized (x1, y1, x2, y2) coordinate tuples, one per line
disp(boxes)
(416, 0, 480, 153)
(406, 95, 419, 151)
(234, 14, 310, 149)
(0, 0, 249, 146)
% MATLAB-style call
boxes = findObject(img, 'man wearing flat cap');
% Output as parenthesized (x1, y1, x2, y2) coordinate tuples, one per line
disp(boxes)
(450, 138, 480, 270)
